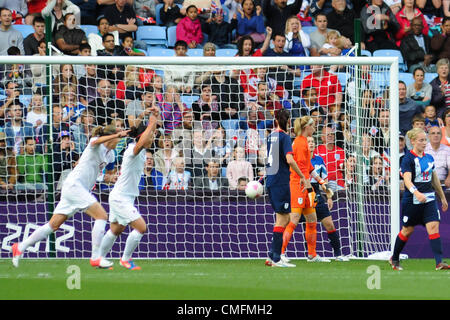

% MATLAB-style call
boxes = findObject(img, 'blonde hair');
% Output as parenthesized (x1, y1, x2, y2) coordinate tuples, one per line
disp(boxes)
(285, 15, 301, 37)
(60, 84, 77, 106)
(92, 123, 117, 137)
(406, 127, 426, 141)
(326, 30, 340, 43)
(124, 65, 139, 87)
(294, 116, 314, 136)
(436, 58, 450, 70)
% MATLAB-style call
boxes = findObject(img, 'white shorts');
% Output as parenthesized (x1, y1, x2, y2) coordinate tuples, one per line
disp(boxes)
(108, 195, 141, 226)
(54, 182, 98, 218)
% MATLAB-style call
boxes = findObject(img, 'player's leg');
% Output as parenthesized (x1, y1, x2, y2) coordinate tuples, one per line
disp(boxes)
(99, 222, 126, 260)
(390, 226, 414, 270)
(281, 210, 301, 260)
(303, 209, 320, 261)
(320, 216, 347, 261)
(425, 220, 449, 270)
(120, 217, 147, 270)
(269, 212, 295, 267)
(85, 202, 113, 268)
(12, 214, 68, 267)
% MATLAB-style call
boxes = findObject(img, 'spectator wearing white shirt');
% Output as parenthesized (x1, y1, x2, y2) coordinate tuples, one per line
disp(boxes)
(425, 125, 450, 189)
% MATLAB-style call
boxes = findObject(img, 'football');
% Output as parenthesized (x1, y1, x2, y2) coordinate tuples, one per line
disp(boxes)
(245, 181, 263, 199)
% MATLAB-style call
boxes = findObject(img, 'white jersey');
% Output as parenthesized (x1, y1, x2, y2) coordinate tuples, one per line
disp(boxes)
(64, 137, 115, 190)
(110, 142, 145, 199)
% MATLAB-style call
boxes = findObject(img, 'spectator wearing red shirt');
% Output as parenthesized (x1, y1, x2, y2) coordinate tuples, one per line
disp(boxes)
(300, 64, 343, 110)
(255, 82, 282, 122)
(314, 125, 345, 191)
(25, 0, 47, 25)
(395, 0, 429, 47)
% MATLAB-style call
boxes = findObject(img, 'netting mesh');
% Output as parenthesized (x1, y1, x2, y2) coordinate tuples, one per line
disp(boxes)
(0, 58, 395, 259)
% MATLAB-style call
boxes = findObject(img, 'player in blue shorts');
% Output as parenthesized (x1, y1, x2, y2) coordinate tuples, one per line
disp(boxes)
(391, 128, 449, 270)
(265, 108, 307, 267)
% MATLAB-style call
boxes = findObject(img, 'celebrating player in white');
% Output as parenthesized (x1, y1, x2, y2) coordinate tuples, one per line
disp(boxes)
(98, 107, 159, 270)
(11, 124, 129, 268)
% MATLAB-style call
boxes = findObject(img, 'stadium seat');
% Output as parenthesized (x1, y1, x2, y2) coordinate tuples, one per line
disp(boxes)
(80, 25, 98, 36)
(13, 24, 34, 38)
(216, 48, 238, 57)
(372, 49, 407, 72)
(136, 26, 167, 47)
(147, 47, 174, 56)
(187, 48, 203, 57)
(399, 72, 414, 86)
(155, 3, 164, 26)
(167, 26, 177, 48)
(425, 72, 437, 84)
(360, 49, 372, 57)
(336, 72, 348, 90)
(301, 26, 316, 35)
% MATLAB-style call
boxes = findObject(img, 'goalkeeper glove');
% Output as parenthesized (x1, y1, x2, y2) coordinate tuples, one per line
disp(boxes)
(307, 187, 318, 207)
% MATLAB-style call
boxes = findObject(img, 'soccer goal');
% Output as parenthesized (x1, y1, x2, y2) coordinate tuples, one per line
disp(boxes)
(0, 54, 399, 260)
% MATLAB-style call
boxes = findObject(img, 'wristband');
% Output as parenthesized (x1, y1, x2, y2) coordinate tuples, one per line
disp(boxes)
(409, 185, 418, 194)
(317, 178, 325, 185)
(307, 187, 313, 193)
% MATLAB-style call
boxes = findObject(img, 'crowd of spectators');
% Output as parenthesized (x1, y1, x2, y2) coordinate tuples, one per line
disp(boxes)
(0, 0, 448, 195)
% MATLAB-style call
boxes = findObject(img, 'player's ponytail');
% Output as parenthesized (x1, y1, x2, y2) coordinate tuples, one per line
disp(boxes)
(129, 123, 147, 140)
(406, 127, 425, 141)
(92, 124, 117, 137)
(274, 108, 290, 133)
(294, 116, 313, 136)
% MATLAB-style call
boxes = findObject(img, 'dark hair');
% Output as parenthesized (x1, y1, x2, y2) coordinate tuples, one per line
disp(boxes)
(129, 123, 147, 140)
(102, 33, 114, 43)
(174, 40, 188, 49)
(398, 80, 406, 87)
(92, 124, 117, 137)
(237, 176, 249, 184)
(271, 32, 286, 41)
(64, 12, 75, 22)
(443, 16, 450, 25)
(97, 15, 109, 26)
(274, 108, 290, 132)
(186, 4, 198, 13)
(7, 46, 20, 56)
(142, 85, 155, 94)
(122, 34, 133, 43)
(301, 87, 315, 97)
(0, 7, 11, 15)
(443, 108, 450, 123)
(33, 16, 45, 25)
(79, 43, 91, 52)
(411, 114, 425, 124)
(413, 66, 425, 76)
(23, 136, 34, 145)
(237, 35, 255, 56)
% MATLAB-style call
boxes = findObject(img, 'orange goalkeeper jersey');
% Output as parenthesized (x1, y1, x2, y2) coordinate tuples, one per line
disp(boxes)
(290, 135, 314, 183)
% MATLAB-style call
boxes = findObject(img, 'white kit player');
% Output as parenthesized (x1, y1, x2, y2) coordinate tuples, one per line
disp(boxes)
(11, 124, 130, 268)
(98, 107, 159, 270)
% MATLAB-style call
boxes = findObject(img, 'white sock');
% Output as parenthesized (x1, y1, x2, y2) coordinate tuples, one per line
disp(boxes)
(18, 223, 53, 253)
(91, 219, 107, 260)
(99, 229, 118, 258)
(122, 230, 143, 261)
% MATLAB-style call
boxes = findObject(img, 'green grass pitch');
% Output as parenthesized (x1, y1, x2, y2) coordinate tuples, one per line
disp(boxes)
(1, 258, 450, 300)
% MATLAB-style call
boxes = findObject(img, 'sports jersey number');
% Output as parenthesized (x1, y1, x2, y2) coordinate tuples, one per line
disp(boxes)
(422, 171, 430, 181)
(268, 146, 273, 167)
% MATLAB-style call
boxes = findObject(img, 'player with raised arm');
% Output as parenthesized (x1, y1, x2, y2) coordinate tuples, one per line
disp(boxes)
(98, 107, 159, 270)
(281, 116, 331, 263)
(390, 128, 449, 271)
(265, 108, 306, 267)
(11, 124, 129, 268)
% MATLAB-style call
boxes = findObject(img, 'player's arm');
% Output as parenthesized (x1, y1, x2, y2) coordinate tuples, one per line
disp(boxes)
(403, 171, 427, 203)
(133, 108, 159, 156)
(310, 169, 334, 198)
(431, 171, 448, 212)
(91, 130, 130, 146)
(286, 153, 309, 190)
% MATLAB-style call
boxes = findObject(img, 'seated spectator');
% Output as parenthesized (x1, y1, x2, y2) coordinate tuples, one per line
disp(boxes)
(70, 108, 95, 153)
(0, 8, 24, 55)
(236, 0, 265, 45)
(300, 64, 343, 112)
(26, 93, 47, 134)
(202, 41, 216, 56)
(209, 126, 232, 172)
(226, 146, 253, 190)
(126, 86, 157, 128)
(139, 150, 164, 191)
(424, 104, 441, 130)
(60, 84, 85, 124)
(261, 0, 302, 36)
(240, 101, 266, 131)
(70, 0, 97, 25)
(365, 155, 389, 194)
(361, 133, 380, 183)
(441, 108, 450, 147)
(104, 0, 138, 42)
(0, 46, 32, 93)
(30, 40, 48, 94)
(293, 87, 325, 120)
(167, 156, 191, 190)
(395, 0, 429, 47)
(192, 84, 220, 132)
(0, 81, 22, 127)
(96, 33, 125, 83)
(181, 0, 222, 22)
(430, 58, 450, 117)
(164, 40, 195, 93)
(335, 111, 353, 149)
(160, 0, 183, 27)
(134, 0, 157, 25)
(90, 79, 126, 126)
(116, 65, 144, 104)
(172, 109, 194, 154)
(235, 27, 272, 57)
(0, 131, 17, 191)
(78, 63, 98, 107)
(190, 129, 213, 177)
(399, 80, 424, 135)
(41, 105, 70, 153)
(54, 12, 87, 55)
(3, 0, 28, 24)
(406, 69, 433, 110)
(88, 16, 120, 56)
(53, 64, 78, 104)
(284, 15, 311, 58)
(236, 176, 249, 191)
(154, 133, 179, 179)
(308, 13, 337, 56)
(425, 125, 450, 189)
(343, 153, 356, 190)
(368, 108, 390, 156)
(326, 0, 357, 43)
(254, 82, 282, 122)
(310, 0, 353, 16)
(194, 159, 228, 190)
(52, 130, 78, 183)
(203, 8, 237, 49)
(150, 75, 164, 103)
(118, 34, 146, 56)
(417, 0, 442, 21)
(240, 66, 287, 103)
(405, 114, 426, 149)
(4, 104, 34, 154)
(16, 136, 47, 191)
(314, 125, 345, 191)
(73, 43, 92, 79)
(23, 16, 45, 56)
(176, 4, 203, 49)
(431, 16, 450, 61)
(360, 0, 400, 53)
(400, 18, 435, 73)
(42, 0, 80, 35)
(159, 85, 184, 133)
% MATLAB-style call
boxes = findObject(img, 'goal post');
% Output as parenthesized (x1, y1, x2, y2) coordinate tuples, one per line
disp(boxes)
(0, 55, 399, 260)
